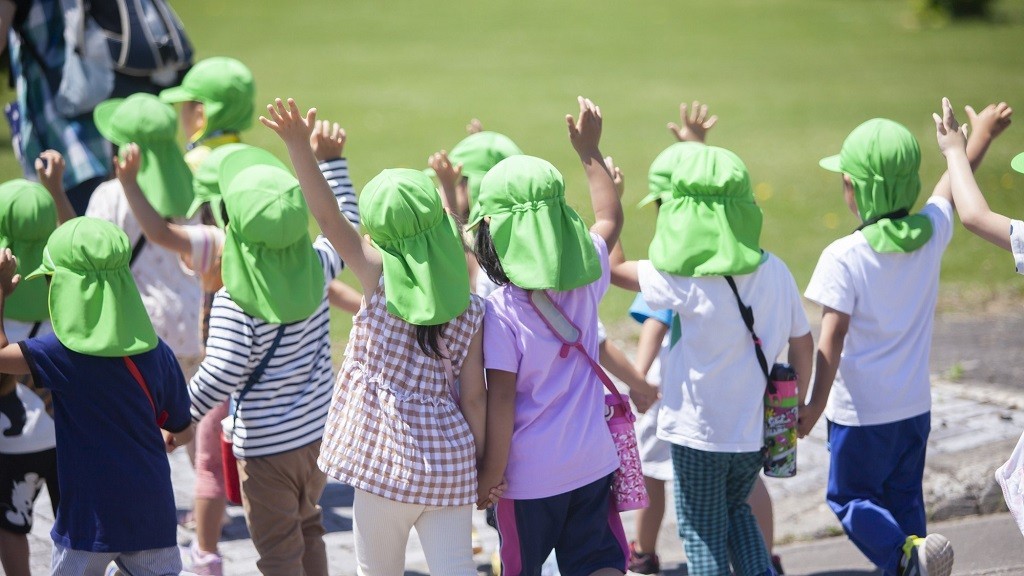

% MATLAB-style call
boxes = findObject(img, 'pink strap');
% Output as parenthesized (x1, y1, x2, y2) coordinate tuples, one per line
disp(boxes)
(527, 290, 628, 410)
(437, 338, 459, 404)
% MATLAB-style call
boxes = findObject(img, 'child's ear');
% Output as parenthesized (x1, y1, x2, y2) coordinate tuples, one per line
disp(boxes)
(842, 175, 859, 219)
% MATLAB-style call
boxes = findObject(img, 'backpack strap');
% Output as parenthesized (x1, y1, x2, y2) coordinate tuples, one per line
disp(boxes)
(123, 356, 169, 427)
(723, 275, 773, 394)
(231, 325, 287, 431)
(129, 234, 146, 267)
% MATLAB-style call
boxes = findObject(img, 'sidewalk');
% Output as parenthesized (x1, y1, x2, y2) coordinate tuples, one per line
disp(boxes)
(24, 379, 1024, 575)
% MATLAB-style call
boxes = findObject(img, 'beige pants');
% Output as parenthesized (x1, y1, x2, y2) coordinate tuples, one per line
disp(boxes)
(353, 489, 476, 576)
(238, 441, 328, 576)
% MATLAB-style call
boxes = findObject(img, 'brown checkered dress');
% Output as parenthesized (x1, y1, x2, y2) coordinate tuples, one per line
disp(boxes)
(318, 283, 485, 506)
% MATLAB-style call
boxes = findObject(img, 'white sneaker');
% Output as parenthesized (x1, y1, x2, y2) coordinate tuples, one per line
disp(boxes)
(189, 541, 223, 576)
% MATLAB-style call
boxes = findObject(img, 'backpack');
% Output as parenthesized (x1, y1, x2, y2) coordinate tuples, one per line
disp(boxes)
(91, 0, 194, 82)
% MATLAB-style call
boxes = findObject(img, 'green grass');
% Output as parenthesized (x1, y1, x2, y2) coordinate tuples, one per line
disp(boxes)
(4, 0, 1024, 343)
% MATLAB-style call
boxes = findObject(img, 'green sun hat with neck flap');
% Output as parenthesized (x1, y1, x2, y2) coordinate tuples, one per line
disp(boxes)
(189, 144, 286, 228)
(427, 131, 523, 223)
(361, 169, 469, 325)
(219, 154, 322, 324)
(649, 146, 764, 277)
(468, 155, 601, 291)
(819, 118, 930, 253)
(25, 217, 157, 356)
(0, 180, 56, 323)
(1011, 151, 1024, 174)
(640, 141, 707, 208)
(94, 93, 194, 218)
(159, 57, 255, 139)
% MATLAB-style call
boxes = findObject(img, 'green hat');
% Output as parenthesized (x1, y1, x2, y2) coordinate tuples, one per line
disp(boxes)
(820, 118, 931, 253)
(427, 131, 523, 222)
(361, 169, 469, 325)
(94, 94, 194, 218)
(0, 180, 56, 323)
(469, 155, 601, 291)
(640, 142, 706, 208)
(159, 57, 256, 137)
(649, 146, 763, 277)
(189, 144, 286, 228)
(1011, 152, 1024, 174)
(25, 217, 157, 356)
(220, 159, 323, 324)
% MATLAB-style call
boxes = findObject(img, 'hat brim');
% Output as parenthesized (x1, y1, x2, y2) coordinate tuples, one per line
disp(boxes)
(819, 154, 842, 172)
(93, 99, 128, 146)
(1012, 152, 1024, 175)
(137, 142, 195, 218)
(637, 191, 664, 208)
(159, 85, 200, 104)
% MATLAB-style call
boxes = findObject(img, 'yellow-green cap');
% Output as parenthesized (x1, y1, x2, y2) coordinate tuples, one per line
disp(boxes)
(0, 180, 56, 322)
(159, 57, 255, 137)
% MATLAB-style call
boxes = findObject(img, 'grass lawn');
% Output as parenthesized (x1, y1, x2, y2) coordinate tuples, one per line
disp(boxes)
(3, 0, 1023, 347)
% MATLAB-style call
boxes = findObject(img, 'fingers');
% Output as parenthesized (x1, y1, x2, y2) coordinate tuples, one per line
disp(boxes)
(941, 97, 958, 132)
(703, 115, 719, 130)
(667, 122, 681, 138)
(932, 112, 945, 134)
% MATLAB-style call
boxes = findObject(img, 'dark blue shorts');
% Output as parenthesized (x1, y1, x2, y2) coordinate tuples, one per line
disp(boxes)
(494, 473, 628, 576)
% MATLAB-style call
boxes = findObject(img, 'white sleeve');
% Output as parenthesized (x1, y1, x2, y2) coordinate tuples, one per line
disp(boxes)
(923, 196, 954, 249)
(1010, 220, 1024, 276)
(804, 245, 855, 315)
(637, 260, 687, 311)
(182, 225, 225, 275)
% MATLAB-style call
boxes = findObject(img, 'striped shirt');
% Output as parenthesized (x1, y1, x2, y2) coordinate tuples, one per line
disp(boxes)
(320, 158, 359, 225)
(189, 236, 342, 458)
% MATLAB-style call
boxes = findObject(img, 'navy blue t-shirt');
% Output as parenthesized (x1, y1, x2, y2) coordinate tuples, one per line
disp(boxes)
(21, 335, 189, 552)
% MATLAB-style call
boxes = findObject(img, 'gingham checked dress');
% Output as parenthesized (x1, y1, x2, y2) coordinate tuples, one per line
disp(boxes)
(318, 282, 485, 506)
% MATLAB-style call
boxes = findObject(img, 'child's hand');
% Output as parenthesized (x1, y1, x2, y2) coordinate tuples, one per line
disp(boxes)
(668, 100, 718, 143)
(476, 476, 507, 510)
(310, 119, 347, 162)
(965, 101, 1013, 143)
(260, 98, 317, 149)
(0, 249, 21, 299)
(428, 150, 463, 193)
(161, 429, 179, 453)
(797, 401, 824, 439)
(566, 96, 603, 157)
(629, 381, 659, 414)
(34, 150, 65, 194)
(933, 97, 969, 158)
(603, 156, 625, 198)
(466, 118, 483, 134)
(114, 143, 142, 185)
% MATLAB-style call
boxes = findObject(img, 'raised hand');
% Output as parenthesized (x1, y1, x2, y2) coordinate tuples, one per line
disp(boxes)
(260, 98, 317, 148)
(0, 249, 20, 298)
(114, 143, 142, 185)
(604, 156, 624, 198)
(965, 101, 1013, 142)
(429, 150, 463, 192)
(34, 150, 65, 194)
(668, 100, 718, 143)
(310, 119, 347, 162)
(933, 97, 969, 158)
(466, 118, 483, 134)
(566, 96, 603, 157)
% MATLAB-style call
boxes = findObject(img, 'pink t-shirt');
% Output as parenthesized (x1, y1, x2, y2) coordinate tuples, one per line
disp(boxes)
(483, 233, 619, 500)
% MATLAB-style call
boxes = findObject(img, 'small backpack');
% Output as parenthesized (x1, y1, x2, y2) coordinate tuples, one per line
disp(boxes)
(90, 0, 193, 80)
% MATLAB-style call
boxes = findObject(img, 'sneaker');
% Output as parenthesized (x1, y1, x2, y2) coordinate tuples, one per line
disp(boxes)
(899, 534, 954, 576)
(771, 554, 785, 575)
(104, 563, 123, 576)
(628, 541, 661, 574)
(189, 541, 224, 576)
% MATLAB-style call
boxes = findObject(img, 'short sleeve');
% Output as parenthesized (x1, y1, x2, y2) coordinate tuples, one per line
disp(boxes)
(782, 266, 812, 338)
(597, 320, 607, 344)
(314, 236, 343, 280)
(483, 299, 522, 374)
(183, 225, 225, 275)
(922, 196, 954, 249)
(157, 344, 192, 433)
(1010, 220, 1024, 276)
(20, 335, 67, 392)
(628, 293, 672, 326)
(804, 246, 855, 315)
(590, 233, 611, 301)
(637, 260, 686, 312)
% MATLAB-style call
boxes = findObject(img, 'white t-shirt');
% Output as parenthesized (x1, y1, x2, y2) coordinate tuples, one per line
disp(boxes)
(638, 253, 811, 452)
(0, 320, 55, 454)
(1009, 219, 1024, 276)
(804, 197, 953, 426)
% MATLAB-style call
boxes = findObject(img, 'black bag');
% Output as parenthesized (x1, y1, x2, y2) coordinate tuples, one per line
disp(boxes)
(91, 0, 193, 81)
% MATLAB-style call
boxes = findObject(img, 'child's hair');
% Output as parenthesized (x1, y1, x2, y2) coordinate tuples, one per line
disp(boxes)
(415, 323, 449, 358)
(474, 221, 510, 286)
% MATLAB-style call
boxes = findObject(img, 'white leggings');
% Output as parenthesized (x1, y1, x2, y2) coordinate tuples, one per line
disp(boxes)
(353, 488, 476, 576)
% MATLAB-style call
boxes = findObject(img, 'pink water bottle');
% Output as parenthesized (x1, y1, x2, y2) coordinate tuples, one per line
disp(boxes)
(605, 393, 649, 511)
(763, 363, 798, 478)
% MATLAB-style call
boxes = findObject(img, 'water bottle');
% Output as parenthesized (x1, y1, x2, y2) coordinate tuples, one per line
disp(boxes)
(763, 363, 798, 478)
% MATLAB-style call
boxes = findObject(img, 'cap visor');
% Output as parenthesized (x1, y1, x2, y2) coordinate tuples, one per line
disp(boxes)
(24, 263, 51, 281)
(158, 85, 198, 104)
(818, 154, 842, 172)
(185, 195, 206, 219)
(1012, 152, 1024, 175)
(636, 191, 662, 208)
(93, 99, 127, 146)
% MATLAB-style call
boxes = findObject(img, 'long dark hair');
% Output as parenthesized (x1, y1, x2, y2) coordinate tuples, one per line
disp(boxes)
(415, 322, 449, 358)
(474, 220, 510, 287)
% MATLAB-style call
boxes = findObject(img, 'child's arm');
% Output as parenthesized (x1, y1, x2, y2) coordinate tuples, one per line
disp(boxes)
(327, 280, 363, 314)
(934, 98, 1014, 251)
(459, 327, 487, 460)
(428, 150, 465, 218)
(634, 317, 669, 377)
(788, 331, 814, 405)
(35, 150, 76, 224)
(162, 423, 195, 453)
(797, 307, 849, 438)
(114, 144, 193, 255)
(667, 100, 718, 143)
(261, 99, 383, 295)
(567, 97, 622, 249)
(598, 337, 658, 413)
(477, 368, 516, 509)
(0, 249, 30, 375)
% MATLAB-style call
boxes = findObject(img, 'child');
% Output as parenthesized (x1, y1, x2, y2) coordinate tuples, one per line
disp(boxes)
(0, 217, 194, 575)
(260, 98, 489, 575)
(469, 97, 643, 576)
(798, 112, 1008, 576)
(610, 144, 814, 576)
(0, 179, 58, 576)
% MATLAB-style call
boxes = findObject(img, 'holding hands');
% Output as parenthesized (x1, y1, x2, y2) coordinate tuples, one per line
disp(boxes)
(668, 100, 718, 143)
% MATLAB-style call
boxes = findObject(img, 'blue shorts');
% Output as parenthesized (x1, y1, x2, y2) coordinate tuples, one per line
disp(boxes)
(494, 473, 628, 576)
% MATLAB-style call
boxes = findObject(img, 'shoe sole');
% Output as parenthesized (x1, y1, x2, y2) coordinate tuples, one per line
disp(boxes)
(918, 534, 954, 576)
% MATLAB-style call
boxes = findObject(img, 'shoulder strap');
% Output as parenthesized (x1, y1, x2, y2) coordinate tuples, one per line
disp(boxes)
(231, 325, 287, 427)
(724, 276, 772, 392)
(123, 356, 169, 427)
(436, 338, 459, 404)
(527, 290, 624, 404)
(129, 234, 147, 267)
